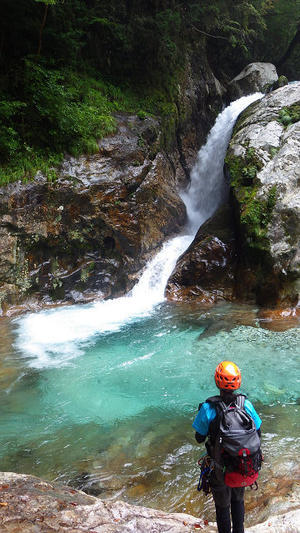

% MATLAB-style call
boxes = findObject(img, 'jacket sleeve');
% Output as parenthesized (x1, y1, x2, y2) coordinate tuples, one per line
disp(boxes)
(192, 403, 211, 441)
(195, 431, 206, 443)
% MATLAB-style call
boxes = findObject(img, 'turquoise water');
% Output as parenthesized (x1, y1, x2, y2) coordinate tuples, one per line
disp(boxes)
(0, 93, 298, 523)
(0, 302, 299, 521)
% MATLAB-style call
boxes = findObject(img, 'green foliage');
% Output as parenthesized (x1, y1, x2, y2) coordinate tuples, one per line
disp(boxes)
(227, 147, 277, 251)
(188, 0, 275, 76)
(277, 104, 300, 128)
(255, 0, 300, 79)
(239, 185, 277, 249)
(226, 146, 263, 187)
(277, 75, 289, 87)
(0, 0, 298, 185)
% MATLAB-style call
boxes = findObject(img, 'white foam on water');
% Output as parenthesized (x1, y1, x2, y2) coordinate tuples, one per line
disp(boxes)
(14, 93, 263, 368)
(15, 234, 193, 368)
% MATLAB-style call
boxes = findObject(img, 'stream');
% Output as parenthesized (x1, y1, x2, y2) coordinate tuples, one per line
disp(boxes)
(0, 93, 299, 526)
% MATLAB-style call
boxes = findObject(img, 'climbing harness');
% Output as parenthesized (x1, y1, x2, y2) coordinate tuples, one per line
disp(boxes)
(197, 454, 214, 495)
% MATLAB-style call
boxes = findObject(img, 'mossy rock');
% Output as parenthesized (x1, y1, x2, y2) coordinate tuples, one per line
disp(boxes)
(277, 103, 300, 128)
(226, 147, 277, 253)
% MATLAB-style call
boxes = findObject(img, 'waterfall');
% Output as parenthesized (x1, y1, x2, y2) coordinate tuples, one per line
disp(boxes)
(15, 93, 262, 367)
(182, 93, 262, 232)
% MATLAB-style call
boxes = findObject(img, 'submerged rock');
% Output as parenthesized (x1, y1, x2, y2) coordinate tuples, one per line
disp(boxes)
(257, 306, 300, 331)
(228, 62, 278, 100)
(165, 204, 237, 303)
(226, 82, 300, 307)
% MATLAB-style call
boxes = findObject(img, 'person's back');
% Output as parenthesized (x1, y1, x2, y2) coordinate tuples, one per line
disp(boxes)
(193, 361, 262, 533)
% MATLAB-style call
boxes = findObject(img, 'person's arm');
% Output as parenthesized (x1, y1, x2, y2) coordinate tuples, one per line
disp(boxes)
(195, 431, 206, 443)
(192, 403, 210, 443)
(244, 399, 262, 431)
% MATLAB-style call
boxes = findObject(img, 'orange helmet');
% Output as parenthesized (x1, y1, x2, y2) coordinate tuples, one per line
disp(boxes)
(215, 361, 241, 390)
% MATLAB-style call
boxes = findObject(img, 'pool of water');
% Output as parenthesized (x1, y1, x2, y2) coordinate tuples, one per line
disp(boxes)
(0, 92, 298, 525)
(0, 302, 299, 523)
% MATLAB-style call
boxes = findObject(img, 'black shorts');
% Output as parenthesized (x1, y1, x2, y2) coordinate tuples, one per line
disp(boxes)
(209, 469, 245, 508)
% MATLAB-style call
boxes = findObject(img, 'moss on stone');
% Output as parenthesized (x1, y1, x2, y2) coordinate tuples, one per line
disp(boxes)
(225, 145, 263, 188)
(80, 262, 95, 283)
(232, 100, 261, 136)
(226, 147, 277, 252)
(239, 185, 277, 250)
(277, 104, 300, 128)
(278, 75, 288, 88)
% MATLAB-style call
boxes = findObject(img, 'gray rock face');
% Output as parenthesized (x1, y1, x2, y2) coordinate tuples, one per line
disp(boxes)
(226, 82, 300, 306)
(0, 53, 224, 315)
(229, 62, 278, 99)
(0, 114, 187, 314)
(0, 472, 299, 533)
(0, 472, 214, 533)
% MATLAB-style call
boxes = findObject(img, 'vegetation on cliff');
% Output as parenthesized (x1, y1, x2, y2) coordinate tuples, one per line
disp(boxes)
(0, 0, 299, 185)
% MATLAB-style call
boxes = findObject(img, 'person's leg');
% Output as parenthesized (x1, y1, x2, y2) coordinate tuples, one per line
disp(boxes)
(215, 505, 231, 533)
(210, 471, 232, 533)
(231, 488, 245, 533)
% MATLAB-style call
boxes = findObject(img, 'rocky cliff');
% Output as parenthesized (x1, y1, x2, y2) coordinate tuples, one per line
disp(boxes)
(0, 54, 223, 315)
(227, 82, 300, 307)
(166, 81, 300, 311)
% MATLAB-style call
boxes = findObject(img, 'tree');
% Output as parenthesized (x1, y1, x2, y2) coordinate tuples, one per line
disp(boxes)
(34, 0, 58, 56)
(277, 22, 300, 68)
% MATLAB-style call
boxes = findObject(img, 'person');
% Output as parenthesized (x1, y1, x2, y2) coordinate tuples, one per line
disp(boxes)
(192, 361, 262, 533)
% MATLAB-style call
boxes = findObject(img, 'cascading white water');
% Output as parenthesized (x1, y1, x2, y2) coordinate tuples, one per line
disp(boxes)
(182, 93, 262, 232)
(15, 93, 262, 367)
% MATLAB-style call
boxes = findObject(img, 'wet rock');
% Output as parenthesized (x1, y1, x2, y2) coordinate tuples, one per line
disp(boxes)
(246, 510, 300, 533)
(0, 115, 186, 313)
(0, 472, 215, 533)
(257, 307, 300, 331)
(226, 82, 300, 307)
(228, 63, 278, 100)
(165, 204, 237, 303)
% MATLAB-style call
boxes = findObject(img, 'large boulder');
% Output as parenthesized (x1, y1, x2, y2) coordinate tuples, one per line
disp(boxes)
(165, 204, 237, 303)
(225, 82, 300, 306)
(228, 62, 278, 100)
(0, 50, 225, 315)
(0, 472, 213, 533)
(0, 472, 299, 532)
(0, 114, 186, 313)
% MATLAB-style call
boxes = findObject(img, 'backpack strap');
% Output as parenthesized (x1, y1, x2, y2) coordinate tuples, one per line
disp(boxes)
(236, 394, 246, 409)
(206, 394, 247, 413)
(205, 395, 227, 416)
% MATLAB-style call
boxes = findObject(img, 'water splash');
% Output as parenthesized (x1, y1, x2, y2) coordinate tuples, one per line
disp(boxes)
(14, 93, 263, 368)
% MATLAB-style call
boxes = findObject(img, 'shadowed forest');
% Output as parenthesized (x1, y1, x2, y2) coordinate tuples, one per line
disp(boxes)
(0, 0, 299, 184)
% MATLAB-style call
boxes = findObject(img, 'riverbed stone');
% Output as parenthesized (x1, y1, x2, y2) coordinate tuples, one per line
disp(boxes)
(228, 62, 278, 100)
(0, 472, 214, 533)
(165, 204, 237, 303)
(225, 82, 300, 307)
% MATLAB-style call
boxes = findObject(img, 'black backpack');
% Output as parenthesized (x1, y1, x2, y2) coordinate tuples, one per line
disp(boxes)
(206, 394, 262, 487)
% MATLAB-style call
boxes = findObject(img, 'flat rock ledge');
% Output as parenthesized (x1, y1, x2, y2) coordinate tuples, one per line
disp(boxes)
(0, 473, 299, 533)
